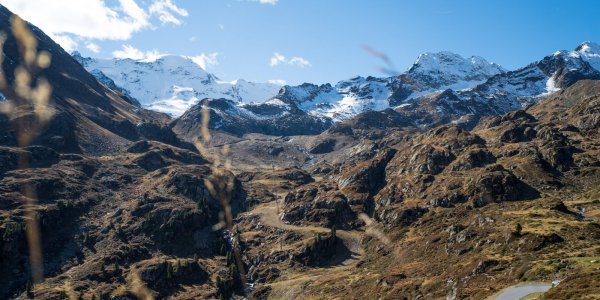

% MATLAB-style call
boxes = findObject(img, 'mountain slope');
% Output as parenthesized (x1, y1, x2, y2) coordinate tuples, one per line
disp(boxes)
(73, 53, 283, 116)
(574, 41, 600, 70)
(173, 98, 332, 138)
(0, 5, 188, 155)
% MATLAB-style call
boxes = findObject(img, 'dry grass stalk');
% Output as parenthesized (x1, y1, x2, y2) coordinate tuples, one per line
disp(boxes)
(0, 15, 54, 286)
(194, 103, 248, 292)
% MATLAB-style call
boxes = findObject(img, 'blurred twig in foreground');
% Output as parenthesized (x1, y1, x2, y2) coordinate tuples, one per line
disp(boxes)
(194, 104, 248, 295)
(0, 15, 53, 286)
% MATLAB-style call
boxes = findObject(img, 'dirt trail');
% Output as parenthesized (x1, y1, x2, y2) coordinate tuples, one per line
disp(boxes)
(251, 201, 364, 264)
(246, 199, 365, 298)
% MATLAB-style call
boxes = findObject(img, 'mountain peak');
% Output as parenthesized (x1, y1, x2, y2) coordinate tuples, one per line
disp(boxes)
(575, 41, 600, 53)
(410, 51, 504, 73)
(572, 41, 600, 71)
(406, 51, 505, 90)
(411, 51, 465, 68)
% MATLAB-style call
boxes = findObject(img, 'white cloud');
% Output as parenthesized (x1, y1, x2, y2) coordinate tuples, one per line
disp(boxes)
(112, 44, 165, 61)
(188, 36, 197, 42)
(257, 0, 279, 5)
(86, 42, 101, 53)
(269, 52, 286, 67)
(268, 79, 286, 85)
(288, 56, 311, 67)
(2, 0, 188, 51)
(187, 52, 220, 70)
(217, 23, 225, 30)
(149, 0, 188, 25)
(50, 34, 77, 52)
(245, 0, 278, 5)
(269, 52, 311, 68)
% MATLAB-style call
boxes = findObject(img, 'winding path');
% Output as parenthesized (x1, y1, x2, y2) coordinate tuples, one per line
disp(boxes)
(490, 283, 553, 300)
(246, 199, 365, 297)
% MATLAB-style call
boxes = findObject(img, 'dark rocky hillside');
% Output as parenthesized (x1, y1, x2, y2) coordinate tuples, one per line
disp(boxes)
(0, 5, 187, 155)
(172, 98, 332, 139)
(0, 141, 249, 299)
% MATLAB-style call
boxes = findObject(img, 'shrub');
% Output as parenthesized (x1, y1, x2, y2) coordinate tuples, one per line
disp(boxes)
(165, 261, 174, 279)
(2, 222, 25, 241)
(514, 223, 523, 236)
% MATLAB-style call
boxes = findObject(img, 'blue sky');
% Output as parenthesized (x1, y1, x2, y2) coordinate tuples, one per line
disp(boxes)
(4, 0, 600, 85)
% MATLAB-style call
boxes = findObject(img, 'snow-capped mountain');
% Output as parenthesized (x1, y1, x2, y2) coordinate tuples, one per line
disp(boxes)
(75, 42, 600, 137)
(275, 77, 397, 121)
(274, 42, 600, 128)
(405, 51, 506, 90)
(454, 42, 600, 112)
(391, 42, 600, 128)
(272, 52, 506, 121)
(73, 52, 283, 116)
(173, 98, 331, 137)
(574, 41, 600, 70)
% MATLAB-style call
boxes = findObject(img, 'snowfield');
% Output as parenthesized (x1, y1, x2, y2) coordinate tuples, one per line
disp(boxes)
(73, 53, 283, 116)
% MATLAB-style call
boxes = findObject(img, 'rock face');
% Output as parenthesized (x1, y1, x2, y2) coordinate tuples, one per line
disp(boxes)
(172, 98, 332, 138)
(282, 183, 360, 230)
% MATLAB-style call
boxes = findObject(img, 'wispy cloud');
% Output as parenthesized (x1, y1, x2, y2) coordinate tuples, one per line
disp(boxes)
(270, 52, 286, 66)
(188, 52, 220, 70)
(268, 79, 286, 85)
(149, 0, 189, 25)
(112, 44, 166, 61)
(269, 52, 311, 68)
(288, 57, 311, 67)
(248, 0, 279, 5)
(2, 0, 188, 51)
(86, 42, 101, 53)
